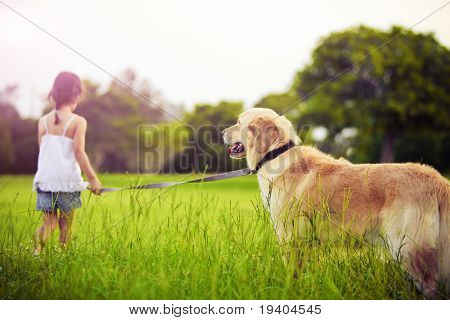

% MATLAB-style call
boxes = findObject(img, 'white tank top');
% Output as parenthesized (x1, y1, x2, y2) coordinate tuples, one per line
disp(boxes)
(32, 112, 88, 192)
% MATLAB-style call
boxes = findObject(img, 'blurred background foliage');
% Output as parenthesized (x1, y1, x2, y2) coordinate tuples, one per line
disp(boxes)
(1, 25, 449, 174)
(289, 25, 450, 170)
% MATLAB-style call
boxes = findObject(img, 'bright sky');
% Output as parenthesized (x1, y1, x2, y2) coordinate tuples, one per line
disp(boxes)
(1, 0, 449, 118)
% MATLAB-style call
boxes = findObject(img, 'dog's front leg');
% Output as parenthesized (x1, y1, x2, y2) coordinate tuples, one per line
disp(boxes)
(273, 210, 309, 277)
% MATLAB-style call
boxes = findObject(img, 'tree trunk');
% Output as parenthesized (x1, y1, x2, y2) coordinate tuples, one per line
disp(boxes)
(380, 130, 396, 163)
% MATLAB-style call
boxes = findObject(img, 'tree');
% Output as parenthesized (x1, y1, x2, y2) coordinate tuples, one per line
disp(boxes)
(0, 87, 38, 174)
(254, 92, 299, 116)
(75, 75, 168, 172)
(291, 25, 450, 168)
(0, 117, 13, 172)
(184, 101, 244, 128)
(165, 101, 245, 173)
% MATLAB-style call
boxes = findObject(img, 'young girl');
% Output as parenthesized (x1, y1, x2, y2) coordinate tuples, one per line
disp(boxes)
(33, 71, 102, 254)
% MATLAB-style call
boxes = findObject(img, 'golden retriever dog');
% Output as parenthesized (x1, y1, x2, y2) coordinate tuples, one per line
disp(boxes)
(223, 108, 449, 298)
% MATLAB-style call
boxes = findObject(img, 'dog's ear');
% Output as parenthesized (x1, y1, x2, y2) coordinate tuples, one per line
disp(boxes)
(248, 117, 279, 154)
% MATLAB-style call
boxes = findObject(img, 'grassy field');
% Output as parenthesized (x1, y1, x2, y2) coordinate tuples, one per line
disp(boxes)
(0, 174, 421, 299)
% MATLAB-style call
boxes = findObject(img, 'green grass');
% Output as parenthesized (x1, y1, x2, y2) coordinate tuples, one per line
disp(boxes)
(0, 174, 421, 299)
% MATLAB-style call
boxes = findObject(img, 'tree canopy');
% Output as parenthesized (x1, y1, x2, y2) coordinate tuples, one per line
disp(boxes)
(166, 101, 245, 173)
(257, 25, 450, 170)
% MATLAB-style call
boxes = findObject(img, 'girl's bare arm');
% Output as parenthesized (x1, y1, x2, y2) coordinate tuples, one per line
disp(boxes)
(37, 117, 46, 146)
(73, 117, 102, 195)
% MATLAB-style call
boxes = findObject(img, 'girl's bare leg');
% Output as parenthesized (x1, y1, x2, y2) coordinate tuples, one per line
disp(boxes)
(58, 210, 74, 247)
(34, 211, 58, 254)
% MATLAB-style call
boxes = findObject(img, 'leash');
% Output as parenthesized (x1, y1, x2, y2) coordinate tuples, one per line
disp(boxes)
(99, 168, 253, 193)
(98, 141, 296, 193)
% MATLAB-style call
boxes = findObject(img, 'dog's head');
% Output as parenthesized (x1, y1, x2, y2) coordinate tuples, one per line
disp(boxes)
(222, 108, 300, 170)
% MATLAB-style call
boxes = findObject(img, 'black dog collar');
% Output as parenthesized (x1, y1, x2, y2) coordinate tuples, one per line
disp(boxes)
(252, 140, 296, 173)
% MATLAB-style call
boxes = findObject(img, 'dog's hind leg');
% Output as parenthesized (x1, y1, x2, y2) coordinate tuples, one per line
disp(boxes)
(437, 189, 450, 297)
(407, 247, 439, 299)
(382, 203, 440, 299)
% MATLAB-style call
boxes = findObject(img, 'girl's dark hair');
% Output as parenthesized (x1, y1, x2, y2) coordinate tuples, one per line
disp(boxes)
(48, 71, 83, 124)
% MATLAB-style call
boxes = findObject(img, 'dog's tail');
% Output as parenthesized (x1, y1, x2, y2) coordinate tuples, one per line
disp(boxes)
(437, 181, 450, 295)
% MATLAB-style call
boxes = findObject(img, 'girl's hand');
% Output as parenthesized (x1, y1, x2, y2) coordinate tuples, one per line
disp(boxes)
(89, 177, 102, 195)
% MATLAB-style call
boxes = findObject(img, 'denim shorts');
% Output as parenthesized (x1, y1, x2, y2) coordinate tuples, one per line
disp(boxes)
(36, 188, 82, 213)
